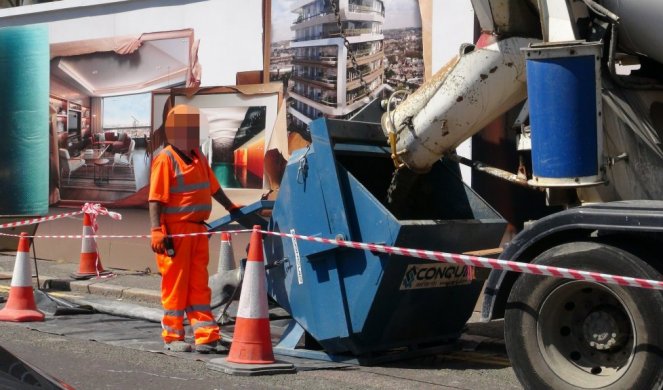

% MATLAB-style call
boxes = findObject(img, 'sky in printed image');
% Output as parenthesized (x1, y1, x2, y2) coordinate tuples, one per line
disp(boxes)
(103, 93, 151, 127)
(271, 0, 421, 42)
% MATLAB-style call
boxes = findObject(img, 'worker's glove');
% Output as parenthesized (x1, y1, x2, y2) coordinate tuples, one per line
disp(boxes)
(151, 226, 166, 254)
(227, 204, 243, 214)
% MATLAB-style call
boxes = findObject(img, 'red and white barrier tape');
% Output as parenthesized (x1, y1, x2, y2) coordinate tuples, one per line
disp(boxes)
(0, 209, 84, 229)
(2, 210, 662, 291)
(0, 230, 252, 240)
(81, 202, 122, 230)
(0, 203, 122, 279)
(81, 203, 121, 279)
(0, 203, 122, 230)
(257, 229, 663, 291)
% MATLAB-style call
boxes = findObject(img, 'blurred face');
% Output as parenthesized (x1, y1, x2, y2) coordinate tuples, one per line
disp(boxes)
(165, 105, 200, 153)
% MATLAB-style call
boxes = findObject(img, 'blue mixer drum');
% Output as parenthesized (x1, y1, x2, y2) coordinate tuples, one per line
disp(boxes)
(524, 41, 603, 187)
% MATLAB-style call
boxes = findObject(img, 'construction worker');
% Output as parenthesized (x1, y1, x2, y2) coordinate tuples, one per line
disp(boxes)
(149, 104, 240, 353)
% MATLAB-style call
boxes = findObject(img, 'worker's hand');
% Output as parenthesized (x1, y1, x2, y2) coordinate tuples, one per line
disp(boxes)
(227, 204, 243, 214)
(151, 227, 166, 254)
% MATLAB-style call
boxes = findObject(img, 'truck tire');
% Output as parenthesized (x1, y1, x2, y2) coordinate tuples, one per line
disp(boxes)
(504, 242, 663, 389)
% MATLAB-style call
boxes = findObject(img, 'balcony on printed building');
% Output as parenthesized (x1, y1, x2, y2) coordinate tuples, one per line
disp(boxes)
(346, 66, 384, 90)
(291, 72, 337, 89)
(346, 88, 370, 105)
(292, 87, 338, 108)
(292, 7, 334, 26)
(294, 23, 379, 42)
(347, 49, 384, 67)
(345, 79, 382, 105)
(348, 0, 385, 17)
(293, 54, 338, 67)
(337, 27, 374, 37)
(319, 95, 337, 107)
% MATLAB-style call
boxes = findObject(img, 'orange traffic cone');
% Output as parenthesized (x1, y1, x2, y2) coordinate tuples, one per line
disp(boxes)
(217, 232, 235, 274)
(207, 226, 295, 376)
(210, 231, 239, 318)
(0, 233, 45, 322)
(227, 226, 273, 364)
(71, 213, 112, 279)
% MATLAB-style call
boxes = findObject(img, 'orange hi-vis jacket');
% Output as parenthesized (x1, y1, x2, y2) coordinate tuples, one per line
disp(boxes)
(149, 145, 220, 223)
(149, 145, 221, 345)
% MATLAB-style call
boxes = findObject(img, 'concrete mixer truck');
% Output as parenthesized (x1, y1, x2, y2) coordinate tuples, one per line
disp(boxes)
(210, 0, 663, 388)
(380, 0, 663, 388)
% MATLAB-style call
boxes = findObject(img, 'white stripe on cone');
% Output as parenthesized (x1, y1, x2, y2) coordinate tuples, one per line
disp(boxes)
(81, 225, 97, 253)
(236, 260, 269, 319)
(10, 250, 31, 287)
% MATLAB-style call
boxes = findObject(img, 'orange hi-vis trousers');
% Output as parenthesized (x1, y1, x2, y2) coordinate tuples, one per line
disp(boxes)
(156, 221, 219, 345)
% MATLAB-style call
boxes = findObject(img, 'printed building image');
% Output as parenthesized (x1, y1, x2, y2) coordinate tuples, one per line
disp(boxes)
(286, 0, 388, 131)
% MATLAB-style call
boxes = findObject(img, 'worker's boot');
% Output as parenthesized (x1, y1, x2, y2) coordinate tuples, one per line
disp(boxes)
(195, 339, 229, 354)
(164, 340, 192, 352)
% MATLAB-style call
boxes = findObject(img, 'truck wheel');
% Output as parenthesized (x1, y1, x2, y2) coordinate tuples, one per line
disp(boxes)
(504, 242, 663, 389)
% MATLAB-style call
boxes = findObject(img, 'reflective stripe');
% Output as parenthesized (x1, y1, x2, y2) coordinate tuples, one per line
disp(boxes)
(191, 320, 217, 331)
(161, 323, 185, 336)
(163, 309, 185, 317)
(163, 149, 209, 193)
(237, 261, 270, 319)
(163, 149, 183, 186)
(81, 225, 97, 253)
(186, 304, 212, 313)
(10, 251, 32, 287)
(171, 181, 210, 193)
(158, 146, 214, 223)
(163, 204, 212, 214)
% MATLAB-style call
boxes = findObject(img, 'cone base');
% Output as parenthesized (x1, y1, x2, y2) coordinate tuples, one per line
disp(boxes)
(227, 317, 274, 364)
(0, 308, 45, 322)
(207, 358, 295, 376)
(71, 270, 113, 280)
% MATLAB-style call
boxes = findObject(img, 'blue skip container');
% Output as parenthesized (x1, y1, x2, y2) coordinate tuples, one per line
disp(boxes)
(262, 118, 506, 361)
(524, 41, 603, 187)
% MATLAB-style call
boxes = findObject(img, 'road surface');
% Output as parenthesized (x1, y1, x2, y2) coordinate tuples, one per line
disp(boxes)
(0, 320, 521, 390)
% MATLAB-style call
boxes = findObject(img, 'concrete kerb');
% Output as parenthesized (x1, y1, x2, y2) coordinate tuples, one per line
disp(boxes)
(71, 280, 161, 306)
(0, 271, 162, 306)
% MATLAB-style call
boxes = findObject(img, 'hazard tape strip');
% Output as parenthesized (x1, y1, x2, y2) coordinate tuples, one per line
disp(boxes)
(0, 210, 84, 229)
(2, 211, 662, 291)
(0, 203, 121, 229)
(258, 229, 663, 291)
(0, 230, 253, 240)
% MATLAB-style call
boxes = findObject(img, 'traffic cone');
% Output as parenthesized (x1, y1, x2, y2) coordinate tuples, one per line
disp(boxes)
(218, 232, 235, 274)
(71, 213, 112, 279)
(207, 226, 295, 376)
(0, 233, 45, 322)
(210, 232, 240, 318)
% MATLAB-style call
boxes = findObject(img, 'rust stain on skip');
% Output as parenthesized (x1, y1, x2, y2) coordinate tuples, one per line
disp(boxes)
(456, 96, 464, 102)
(489, 66, 498, 73)
(480, 74, 488, 81)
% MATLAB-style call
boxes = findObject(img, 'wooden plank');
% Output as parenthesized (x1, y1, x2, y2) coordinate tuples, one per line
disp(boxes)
(462, 248, 503, 257)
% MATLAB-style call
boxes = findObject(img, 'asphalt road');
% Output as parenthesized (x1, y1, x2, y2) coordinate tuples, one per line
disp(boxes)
(0, 321, 522, 390)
